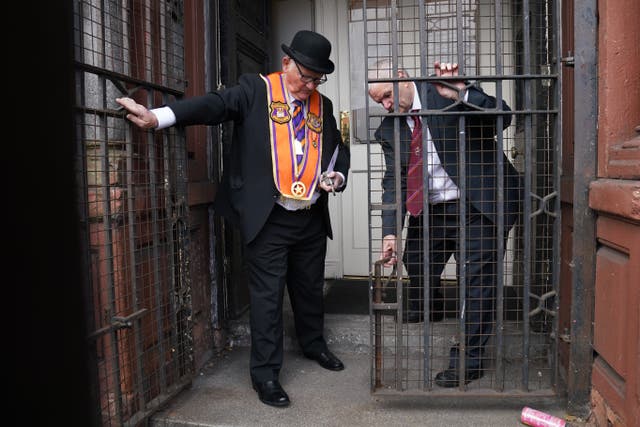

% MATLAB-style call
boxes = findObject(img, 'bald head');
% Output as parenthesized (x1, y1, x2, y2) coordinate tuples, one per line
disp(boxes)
(367, 59, 413, 113)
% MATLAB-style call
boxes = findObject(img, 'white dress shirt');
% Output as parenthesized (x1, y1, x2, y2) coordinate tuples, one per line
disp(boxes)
(408, 83, 460, 204)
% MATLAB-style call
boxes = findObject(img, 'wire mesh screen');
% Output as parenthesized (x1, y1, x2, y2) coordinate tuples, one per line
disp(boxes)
(354, 0, 561, 395)
(74, 1, 193, 424)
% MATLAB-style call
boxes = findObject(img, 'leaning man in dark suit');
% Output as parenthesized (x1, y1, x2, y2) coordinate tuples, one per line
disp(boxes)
(117, 30, 350, 407)
(368, 58, 521, 387)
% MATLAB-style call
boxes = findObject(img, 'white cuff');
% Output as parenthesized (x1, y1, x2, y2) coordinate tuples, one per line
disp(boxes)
(151, 106, 177, 130)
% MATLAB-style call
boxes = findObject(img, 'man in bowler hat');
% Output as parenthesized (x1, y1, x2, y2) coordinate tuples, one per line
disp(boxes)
(117, 30, 350, 407)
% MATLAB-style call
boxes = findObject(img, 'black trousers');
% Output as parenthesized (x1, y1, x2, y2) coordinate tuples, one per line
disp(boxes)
(244, 203, 328, 382)
(405, 201, 503, 370)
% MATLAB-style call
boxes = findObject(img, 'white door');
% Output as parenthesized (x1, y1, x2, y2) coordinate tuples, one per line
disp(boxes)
(315, 0, 373, 278)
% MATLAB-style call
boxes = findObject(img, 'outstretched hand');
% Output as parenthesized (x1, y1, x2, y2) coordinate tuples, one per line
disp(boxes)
(115, 97, 159, 129)
(433, 61, 466, 100)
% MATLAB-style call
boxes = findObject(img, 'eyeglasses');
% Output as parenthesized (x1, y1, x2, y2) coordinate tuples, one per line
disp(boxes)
(293, 61, 327, 85)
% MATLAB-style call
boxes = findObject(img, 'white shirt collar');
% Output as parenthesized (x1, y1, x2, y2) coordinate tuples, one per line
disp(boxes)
(410, 82, 422, 112)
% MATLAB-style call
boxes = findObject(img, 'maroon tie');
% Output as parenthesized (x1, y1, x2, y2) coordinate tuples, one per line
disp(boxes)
(406, 115, 423, 216)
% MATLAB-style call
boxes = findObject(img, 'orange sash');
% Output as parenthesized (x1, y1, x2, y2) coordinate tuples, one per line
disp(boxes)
(262, 72, 323, 200)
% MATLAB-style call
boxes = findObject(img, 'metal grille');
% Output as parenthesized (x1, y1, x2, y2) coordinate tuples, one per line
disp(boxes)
(357, 0, 561, 395)
(73, 1, 193, 424)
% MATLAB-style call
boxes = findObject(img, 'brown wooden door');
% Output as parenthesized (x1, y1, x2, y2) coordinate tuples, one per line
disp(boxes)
(586, 1, 640, 425)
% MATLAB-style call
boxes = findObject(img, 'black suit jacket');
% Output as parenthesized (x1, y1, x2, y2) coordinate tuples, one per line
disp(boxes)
(375, 82, 521, 237)
(168, 73, 350, 244)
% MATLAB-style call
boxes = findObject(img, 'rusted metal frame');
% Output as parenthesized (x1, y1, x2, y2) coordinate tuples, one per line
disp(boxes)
(173, 120, 192, 376)
(522, 0, 533, 392)
(416, 0, 433, 392)
(550, 0, 562, 395)
(145, 92, 170, 401)
(494, 0, 506, 393)
(74, 65, 95, 341)
(161, 90, 181, 383)
(117, 41, 148, 413)
(164, 0, 189, 379)
(104, 2, 148, 407)
(389, 0, 404, 392)
(76, 84, 106, 427)
(454, 0, 468, 392)
(567, 0, 596, 417)
(161, 0, 184, 383)
(99, 74, 126, 426)
(372, 258, 395, 389)
(93, 0, 128, 417)
(74, 1, 116, 422)
(75, 62, 184, 98)
(125, 1, 146, 416)
(123, 1, 156, 416)
(124, 116, 147, 416)
(147, 0, 172, 399)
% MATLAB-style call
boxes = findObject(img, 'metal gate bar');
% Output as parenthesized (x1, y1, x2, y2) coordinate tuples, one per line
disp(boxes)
(494, 0, 506, 392)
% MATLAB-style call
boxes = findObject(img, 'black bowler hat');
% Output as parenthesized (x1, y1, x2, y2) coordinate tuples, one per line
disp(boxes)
(281, 30, 335, 74)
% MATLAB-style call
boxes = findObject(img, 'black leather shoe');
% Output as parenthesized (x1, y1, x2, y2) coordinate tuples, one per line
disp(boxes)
(434, 368, 484, 387)
(303, 350, 344, 371)
(252, 380, 290, 407)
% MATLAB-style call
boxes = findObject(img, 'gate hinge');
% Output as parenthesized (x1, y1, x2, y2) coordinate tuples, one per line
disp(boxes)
(561, 53, 575, 67)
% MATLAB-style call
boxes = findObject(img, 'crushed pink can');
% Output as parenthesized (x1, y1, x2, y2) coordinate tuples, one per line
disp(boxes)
(521, 406, 566, 427)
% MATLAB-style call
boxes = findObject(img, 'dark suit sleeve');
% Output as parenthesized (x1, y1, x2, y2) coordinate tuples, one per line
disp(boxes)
(465, 85, 512, 130)
(167, 74, 255, 126)
(375, 120, 406, 237)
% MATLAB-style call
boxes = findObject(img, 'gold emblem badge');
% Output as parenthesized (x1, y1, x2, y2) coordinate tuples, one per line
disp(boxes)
(306, 112, 322, 133)
(291, 181, 307, 198)
(270, 101, 291, 124)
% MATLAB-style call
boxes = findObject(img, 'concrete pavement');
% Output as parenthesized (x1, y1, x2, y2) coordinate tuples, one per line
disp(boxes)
(150, 314, 570, 427)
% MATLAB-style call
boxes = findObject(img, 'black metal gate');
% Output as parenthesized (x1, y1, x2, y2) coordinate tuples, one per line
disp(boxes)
(73, 1, 193, 424)
(359, 0, 561, 396)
